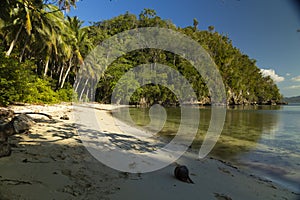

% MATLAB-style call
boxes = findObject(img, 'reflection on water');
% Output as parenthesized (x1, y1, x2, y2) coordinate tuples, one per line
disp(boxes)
(206, 106, 281, 159)
(120, 105, 281, 159)
(115, 105, 300, 192)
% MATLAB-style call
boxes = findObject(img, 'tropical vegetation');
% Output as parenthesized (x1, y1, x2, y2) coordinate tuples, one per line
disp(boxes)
(0, 1, 282, 106)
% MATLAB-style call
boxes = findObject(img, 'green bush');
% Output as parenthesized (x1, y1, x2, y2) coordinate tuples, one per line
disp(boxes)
(0, 50, 75, 106)
(23, 78, 60, 104)
(0, 52, 35, 106)
(57, 85, 76, 102)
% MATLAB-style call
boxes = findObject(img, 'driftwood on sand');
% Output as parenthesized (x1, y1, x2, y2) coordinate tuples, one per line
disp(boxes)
(0, 108, 52, 158)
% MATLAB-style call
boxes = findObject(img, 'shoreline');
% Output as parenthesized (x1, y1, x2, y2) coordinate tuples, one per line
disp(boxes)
(0, 103, 299, 199)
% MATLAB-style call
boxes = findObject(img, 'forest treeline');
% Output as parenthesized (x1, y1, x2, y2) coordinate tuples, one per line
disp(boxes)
(0, 0, 282, 106)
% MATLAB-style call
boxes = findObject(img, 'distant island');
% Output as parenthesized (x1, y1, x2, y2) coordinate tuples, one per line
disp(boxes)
(283, 96, 300, 103)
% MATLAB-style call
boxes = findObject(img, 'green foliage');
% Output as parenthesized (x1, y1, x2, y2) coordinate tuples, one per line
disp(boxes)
(0, 51, 33, 105)
(0, 51, 52, 105)
(0, 3, 283, 106)
(93, 11, 282, 106)
(57, 85, 76, 102)
(0, 49, 74, 106)
(23, 78, 60, 104)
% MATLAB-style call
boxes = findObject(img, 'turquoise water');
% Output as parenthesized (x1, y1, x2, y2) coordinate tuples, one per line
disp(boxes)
(115, 105, 300, 192)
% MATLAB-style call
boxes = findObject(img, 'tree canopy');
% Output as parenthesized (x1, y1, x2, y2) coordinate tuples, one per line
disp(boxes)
(0, 3, 282, 106)
(90, 10, 282, 105)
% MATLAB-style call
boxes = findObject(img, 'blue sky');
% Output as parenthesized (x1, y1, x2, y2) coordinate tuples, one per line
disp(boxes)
(69, 0, 300, 97)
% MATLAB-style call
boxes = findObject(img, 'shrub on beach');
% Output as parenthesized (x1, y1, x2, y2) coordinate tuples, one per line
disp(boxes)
(0, 50, 74, 106)
(0, 52, 37, 106)
(22, 78, 60, 104)
(57, 85, 76, 102)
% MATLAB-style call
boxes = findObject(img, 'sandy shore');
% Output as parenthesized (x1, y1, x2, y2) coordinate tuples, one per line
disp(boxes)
(0, 103, 299, 200)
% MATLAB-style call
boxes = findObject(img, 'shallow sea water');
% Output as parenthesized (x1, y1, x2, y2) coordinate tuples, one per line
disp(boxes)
(115, 104, 300, 193)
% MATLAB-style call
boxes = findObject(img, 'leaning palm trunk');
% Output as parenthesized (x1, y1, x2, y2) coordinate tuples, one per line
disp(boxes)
(58, 65, 64, 87)
(19, 35, 30, 62)
(79, 78, 89, 101)
(60, 56, 72, 88)
(43, 58, 50, 77)
(74, 76, 81, 92)
(6, 25, 23, 57)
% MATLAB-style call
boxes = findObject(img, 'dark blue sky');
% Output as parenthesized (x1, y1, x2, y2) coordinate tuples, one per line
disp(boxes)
(70, 0, 300, 97)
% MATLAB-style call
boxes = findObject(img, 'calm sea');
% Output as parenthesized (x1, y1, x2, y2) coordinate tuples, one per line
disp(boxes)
(115, 104, 300, 193)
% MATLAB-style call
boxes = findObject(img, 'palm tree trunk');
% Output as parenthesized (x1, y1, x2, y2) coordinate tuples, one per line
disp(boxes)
(74, 77, 81, 92)
(43, 58, 50, 77)
(58, 65, 64, 87)
(90, 79, 95, 101)
(86, 89, 89, 102)
(19, 35, 30, 62)
(60, 56, 72, 88)
(79, 78, 89, 101)
(6, 24, 23, 57)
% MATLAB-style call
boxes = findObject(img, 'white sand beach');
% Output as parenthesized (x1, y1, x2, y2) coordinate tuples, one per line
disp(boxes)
(0, 103, 299, 200)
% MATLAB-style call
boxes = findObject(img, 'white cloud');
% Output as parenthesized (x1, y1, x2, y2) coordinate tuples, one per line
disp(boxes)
(291, 75, 300, 82)
(286, 73, 291, 76)
(285, 85, 300, 89)
(260, 69, 285, 83)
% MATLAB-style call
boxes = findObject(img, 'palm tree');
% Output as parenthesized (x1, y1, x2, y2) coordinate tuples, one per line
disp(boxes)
(59, 16, 94, 89)
(43, 0, 78, 12)
(57, 0, 78, 12)
(3, 0, 44, 57)
(30, 4, 66, 76)
(19, 4, 63, 61)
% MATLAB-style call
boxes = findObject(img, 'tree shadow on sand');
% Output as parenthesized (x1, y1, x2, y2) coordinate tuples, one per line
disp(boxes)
(1, 117, 139, 200)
